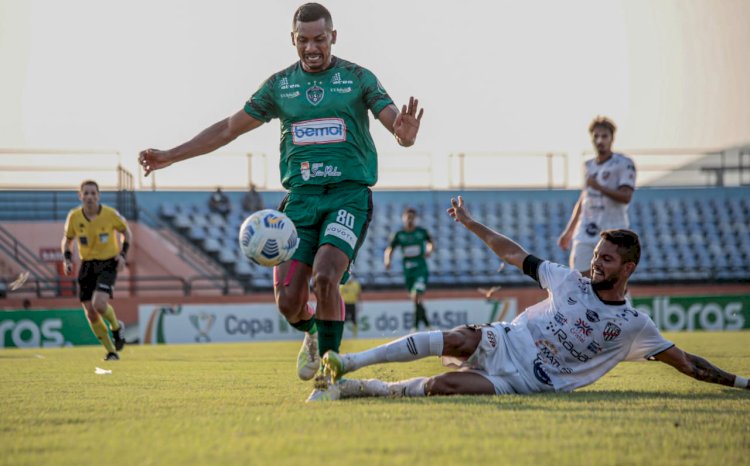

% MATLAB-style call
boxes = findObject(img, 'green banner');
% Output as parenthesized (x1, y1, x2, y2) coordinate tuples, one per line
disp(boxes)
(0, 309, 99, 348)
(632, 294, 750, 331)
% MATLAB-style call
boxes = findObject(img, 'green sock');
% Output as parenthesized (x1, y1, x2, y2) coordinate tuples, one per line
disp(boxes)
(315, 319, 344, 357)
(290, 318, 317, 334)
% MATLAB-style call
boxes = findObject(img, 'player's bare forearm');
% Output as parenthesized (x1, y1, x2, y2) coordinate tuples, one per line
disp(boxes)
(683, 352, 741, 388)
(449, 196, 528, 269)
(169, 118, 238, 162)
(140, 110, 262, 175)
(656, 346, 747, 389)
(463, 220, 528, 270)
(599, 185, 633, 204)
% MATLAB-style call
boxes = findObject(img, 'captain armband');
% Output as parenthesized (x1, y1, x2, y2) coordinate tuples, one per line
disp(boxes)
(63, 250, 72, 261)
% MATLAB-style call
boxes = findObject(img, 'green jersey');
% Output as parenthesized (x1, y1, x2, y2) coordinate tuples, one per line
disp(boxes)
(389, 227, 433, 271)
(244, 57, 393, 189)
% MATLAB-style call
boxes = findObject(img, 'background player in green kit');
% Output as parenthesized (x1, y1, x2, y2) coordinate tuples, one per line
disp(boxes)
(139, 3, 424, 401)
(385, 207, 434, 331)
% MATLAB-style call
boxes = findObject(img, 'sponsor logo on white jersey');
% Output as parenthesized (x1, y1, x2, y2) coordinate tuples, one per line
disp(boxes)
(292, 118, 347, 145)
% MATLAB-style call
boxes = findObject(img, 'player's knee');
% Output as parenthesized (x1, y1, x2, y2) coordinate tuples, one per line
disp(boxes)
(276, 292, 306, 320)
(425, 375, 457, 396)
(443, 328, 479, 357)
(84, 307, 99, 322)
(442, 330, 468, 353)
(312, 269, 338, 297)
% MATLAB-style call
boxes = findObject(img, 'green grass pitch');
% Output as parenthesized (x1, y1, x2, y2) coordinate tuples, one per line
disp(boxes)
(1, 332, 748, 466)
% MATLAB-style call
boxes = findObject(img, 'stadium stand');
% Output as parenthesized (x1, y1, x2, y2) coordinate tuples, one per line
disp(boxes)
(151, 187, 750, 290)
(1, 186, 747, 295)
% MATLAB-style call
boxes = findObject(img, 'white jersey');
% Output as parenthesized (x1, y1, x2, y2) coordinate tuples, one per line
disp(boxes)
(574, 153, 636, 243)
(506, 259, 672, 392)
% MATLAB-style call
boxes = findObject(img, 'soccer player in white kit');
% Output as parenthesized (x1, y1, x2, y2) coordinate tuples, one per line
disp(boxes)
(559, 117, 636, 275)
(319, 197, 750, 398)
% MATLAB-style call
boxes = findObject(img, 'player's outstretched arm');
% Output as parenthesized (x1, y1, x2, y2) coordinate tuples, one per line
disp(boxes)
(654, 345, 749, 390)
(447, 196, 529, 270)
(139, 110, 263, 176)
(558, 192, 584, 250)
(377, 97, 424, 147)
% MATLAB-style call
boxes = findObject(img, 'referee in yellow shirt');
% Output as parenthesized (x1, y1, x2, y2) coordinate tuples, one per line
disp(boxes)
(339, 274, 362, 338)
(61, 180, 132, 360)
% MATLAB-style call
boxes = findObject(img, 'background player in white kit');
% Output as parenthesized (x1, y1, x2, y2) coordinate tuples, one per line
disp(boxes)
(559, 117, 636, 275)
(319, 196, 749, 398)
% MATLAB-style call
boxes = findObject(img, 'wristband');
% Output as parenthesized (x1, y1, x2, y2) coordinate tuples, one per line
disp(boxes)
(734, 376, 748, 388)
(63, 250, 72, 261)
(120, 241, 130, 259)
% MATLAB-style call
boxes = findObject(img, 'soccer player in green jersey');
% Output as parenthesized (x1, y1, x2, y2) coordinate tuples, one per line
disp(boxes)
(385, 207, 434, 331)
(139, 3, 424, 401)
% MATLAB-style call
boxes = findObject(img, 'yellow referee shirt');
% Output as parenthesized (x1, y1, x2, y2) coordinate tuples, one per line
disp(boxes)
(64, 205, 128, 261)
(339, 279, 362, 305)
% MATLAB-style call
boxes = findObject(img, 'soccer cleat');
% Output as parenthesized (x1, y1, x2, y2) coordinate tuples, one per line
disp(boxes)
(296, 332, 320, 380)
(322, 351, 349, 383)
(305, 372, 340, 402)
(112, 320, 126, 351)
(104, 352, 119, 361)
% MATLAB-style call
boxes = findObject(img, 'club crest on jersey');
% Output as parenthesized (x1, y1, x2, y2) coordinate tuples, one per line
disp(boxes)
(487, 331, 497, 348)
(603, 322, 621, 341)
(306, 84, 324, 105)
(300, 162, 311, 181)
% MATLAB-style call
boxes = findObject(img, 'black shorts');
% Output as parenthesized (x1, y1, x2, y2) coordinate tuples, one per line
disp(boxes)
(78, 258, 118, 302)
(344, 303, 357, 323)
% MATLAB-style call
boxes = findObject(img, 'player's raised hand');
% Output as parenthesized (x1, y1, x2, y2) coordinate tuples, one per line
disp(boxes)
(393, 97, 424, 147)
(558, 231, 573, 250)
(138, 148, 174, 177)
(447, 196, 473, 225)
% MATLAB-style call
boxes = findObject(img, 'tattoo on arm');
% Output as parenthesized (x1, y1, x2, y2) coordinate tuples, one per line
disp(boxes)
(685, 353, 736, 387)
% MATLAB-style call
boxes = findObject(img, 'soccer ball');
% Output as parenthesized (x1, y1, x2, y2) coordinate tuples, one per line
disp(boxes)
(238, 209, 299, 267)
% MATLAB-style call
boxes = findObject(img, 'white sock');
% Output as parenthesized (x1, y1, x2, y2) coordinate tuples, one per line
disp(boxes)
(346, 330, 444, 372)
(387, 377, 428, 397)
(349, 377, 428, 398)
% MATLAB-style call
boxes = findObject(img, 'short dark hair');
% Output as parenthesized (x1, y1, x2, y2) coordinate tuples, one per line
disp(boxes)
(588, 116, 617, 135)
(292, 3, 333, 29)
(600, 229, 640, 265)
(403, 207, 417, 215)
(79, 180, 99, 192)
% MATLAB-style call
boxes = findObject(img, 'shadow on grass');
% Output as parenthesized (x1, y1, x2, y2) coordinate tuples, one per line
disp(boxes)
(344, 388, 749, 409)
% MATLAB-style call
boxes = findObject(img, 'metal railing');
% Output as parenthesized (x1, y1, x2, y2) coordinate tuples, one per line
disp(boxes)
(448, 152, 568, 189)
(3, 146, 749, 191)
(2, 274, 251, 298)
(0, 224, 58, 282)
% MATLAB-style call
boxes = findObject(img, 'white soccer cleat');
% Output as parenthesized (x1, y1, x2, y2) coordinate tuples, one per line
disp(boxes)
(305, 372, 340, 402)
(297, 332, 320, 381)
